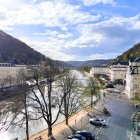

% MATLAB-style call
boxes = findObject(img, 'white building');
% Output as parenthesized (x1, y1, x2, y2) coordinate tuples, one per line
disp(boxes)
(110, 62, 128, 81)
(125, 57, 140, 99)
(90, 66, 110, 75)
(0, 63, 27, 87)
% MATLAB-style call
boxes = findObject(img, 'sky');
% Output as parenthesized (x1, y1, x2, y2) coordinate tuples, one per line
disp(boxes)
(0, 0, 140, 61)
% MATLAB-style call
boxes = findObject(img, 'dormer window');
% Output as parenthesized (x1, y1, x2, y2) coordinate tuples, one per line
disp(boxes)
(133, 67, 138, 74)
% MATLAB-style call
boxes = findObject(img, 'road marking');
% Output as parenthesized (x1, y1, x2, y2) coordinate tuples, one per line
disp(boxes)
(95, 115, 111, 138)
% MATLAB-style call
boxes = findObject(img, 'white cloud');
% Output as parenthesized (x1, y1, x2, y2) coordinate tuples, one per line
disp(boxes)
(0, 0, 27, 9)
(0, 0, 101, 28)
(35, 30, 72, 39)
(57, 33, 73, 39)
(66, 33, 105, 48)
(34, 30, 59, 36)
(18, 13, 140, 61)
(61, 26, 68, 31)
(82, 0, 115, 6)
(1, 0, 140, 61)
(68, 13, 140, 49)
(89, 53, 119, 59)
(18, 36, 75, 61)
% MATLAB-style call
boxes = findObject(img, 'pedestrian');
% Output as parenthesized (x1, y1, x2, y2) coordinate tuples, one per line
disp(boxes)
(103, 92, 105, 97)
(75, 119, 76, 124)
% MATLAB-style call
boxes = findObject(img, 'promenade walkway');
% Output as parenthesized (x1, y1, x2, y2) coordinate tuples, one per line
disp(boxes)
(28, 87, 129, 140)
(28, 108, 92, 140)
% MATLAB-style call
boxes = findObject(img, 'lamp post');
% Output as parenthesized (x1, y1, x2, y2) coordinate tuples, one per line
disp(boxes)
(75, 119, 76, 130)
(81, 117, 83, 130)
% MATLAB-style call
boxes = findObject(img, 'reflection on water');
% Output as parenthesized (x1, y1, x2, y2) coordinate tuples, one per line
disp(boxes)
(0, 70, 89, 140)
(0, 110, 65, 140)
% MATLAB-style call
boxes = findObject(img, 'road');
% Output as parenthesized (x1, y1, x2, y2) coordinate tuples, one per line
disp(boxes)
(79, 87, 136, 140)
(98, 101, 135, 140)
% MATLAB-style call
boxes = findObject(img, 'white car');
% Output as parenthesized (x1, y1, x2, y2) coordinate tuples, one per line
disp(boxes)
(89, 118, 106, 126)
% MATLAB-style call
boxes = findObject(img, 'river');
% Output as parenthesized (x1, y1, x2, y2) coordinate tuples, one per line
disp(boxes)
(0, 70, 90, 140)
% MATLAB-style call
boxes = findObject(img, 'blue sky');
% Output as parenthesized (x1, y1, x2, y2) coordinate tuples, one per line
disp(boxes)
(0, 0, 140, 61)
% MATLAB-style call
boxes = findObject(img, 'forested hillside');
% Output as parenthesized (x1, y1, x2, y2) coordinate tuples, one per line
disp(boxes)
(0, 30, 46, 64)
(111, 43, 140, 64)
(66, 59, 112, 67)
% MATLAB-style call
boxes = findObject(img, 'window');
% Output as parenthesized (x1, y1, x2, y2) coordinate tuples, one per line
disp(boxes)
(134, 76, 138, 80)
(133, 68, 138, 74)
(135, 84, 138, 89)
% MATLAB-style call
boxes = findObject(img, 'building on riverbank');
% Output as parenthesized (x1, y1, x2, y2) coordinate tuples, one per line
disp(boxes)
(0, 63, 27, 79)
(90, 66, 110, 75)
(90, 62, 128, 82)
(0, 63, 27, 87)
(110, 62, 128, 81)
(125, 57, 140, 99)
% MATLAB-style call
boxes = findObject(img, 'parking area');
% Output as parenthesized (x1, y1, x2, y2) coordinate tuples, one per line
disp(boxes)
(66, 88, 135, 140)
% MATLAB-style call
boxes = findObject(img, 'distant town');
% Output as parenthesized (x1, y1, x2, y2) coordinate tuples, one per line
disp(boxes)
(0, 0, 140, 140)
(0, 56, 140, 140)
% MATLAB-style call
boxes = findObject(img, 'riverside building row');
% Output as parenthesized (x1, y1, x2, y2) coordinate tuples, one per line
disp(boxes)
(0, 63, 27, 87)
(125, 57, 140, 99)
(90, 57, 140, 99)
(90, 62, 128, 82)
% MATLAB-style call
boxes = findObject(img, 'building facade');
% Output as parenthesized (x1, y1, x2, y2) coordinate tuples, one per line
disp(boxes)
(90, 62, 128, 82)
(90, 66, 110, 75)
(0, 63, 27, 87)
(110, 62, 128, 81)
(125, 57, 140, 99)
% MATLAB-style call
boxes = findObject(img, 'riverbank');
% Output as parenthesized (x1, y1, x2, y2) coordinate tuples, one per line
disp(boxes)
(28, 85, 129, 140)
(28, 107, 92, 140)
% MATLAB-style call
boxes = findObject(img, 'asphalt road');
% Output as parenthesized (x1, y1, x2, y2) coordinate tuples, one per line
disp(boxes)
(79, 86, 137, 140)
(98, 101, 136, 140)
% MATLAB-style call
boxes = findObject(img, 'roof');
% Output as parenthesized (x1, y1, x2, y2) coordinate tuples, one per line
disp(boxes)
(0, 63, 14, 67)
(92, 66, 109, 68)
(116, 62, 129, 65)
(134, 57, 140, 62)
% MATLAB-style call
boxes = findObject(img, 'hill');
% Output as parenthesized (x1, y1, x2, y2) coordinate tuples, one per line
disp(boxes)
(0, 30, 46, 64)
(66, 59, 112, 67)
(53, 60, 74, 68)
(111, 43, 140, 64)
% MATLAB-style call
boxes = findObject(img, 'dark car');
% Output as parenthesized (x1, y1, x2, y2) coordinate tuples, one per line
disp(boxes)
(68, 134, 86, 140)
(76, 130, 95, 140)
(89, 118, 106, 127)
(105, 83, 114, 88)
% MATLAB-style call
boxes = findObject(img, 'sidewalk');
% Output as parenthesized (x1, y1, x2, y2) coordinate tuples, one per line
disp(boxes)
(28, 108, 92, 140)
(28, 88, 128, 140)
(28, 101, 105, 140)
(130, 130, 140, 140)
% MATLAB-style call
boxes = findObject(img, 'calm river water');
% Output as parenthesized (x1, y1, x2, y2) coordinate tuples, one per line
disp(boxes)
(0, 70, 90, 140)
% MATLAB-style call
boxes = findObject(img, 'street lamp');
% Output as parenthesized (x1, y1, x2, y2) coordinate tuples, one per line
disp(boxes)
(81, 117, 83, 130)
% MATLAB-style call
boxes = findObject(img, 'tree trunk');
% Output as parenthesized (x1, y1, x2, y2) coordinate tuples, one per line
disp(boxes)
(25, 115, 29, 140)
(24, 94, 29, 140)
(91, 94, 93, 108)
(48, 124, 55, 140)
(65, 115, 69, 125)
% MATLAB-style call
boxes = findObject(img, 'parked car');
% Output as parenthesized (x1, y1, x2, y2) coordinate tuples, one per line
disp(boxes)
(76, 130, 95, 140)
(68, 134, 86, 140)
(69, 139, 81, 140)
(135, 104, 140, 109)
(105, 83, 114, 88)
(89, 118, 106, 126)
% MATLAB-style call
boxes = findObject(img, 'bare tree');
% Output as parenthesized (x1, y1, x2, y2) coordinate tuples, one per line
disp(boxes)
(56, 69, 82, 125)
(84, 77, 100, 108)
(5, 75, 15, 87)
(0, 70, 31, 140)
(0, 78, 7, 89)
(28, 60, 65, 140)
(16, 68, 28, 85)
